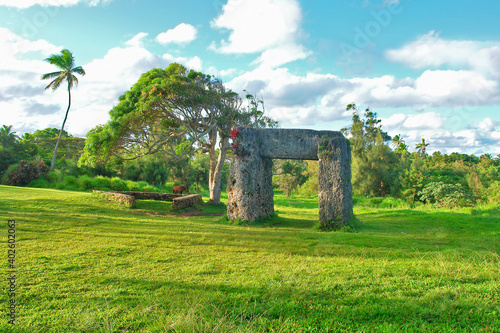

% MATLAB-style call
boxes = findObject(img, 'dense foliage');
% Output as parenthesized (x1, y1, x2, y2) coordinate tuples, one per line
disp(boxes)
(2, 97, 499, 209)
(5, 160, 49, 186)
(79, 63, 275, 204)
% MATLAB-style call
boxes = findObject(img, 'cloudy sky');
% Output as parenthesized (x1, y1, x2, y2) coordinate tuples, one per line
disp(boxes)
(1, 0, 500, 155)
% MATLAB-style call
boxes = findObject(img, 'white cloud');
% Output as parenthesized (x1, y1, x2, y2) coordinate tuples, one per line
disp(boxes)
(162, 53, 202, 71)
(386, 30, 500, 81)
(225, 61, 499, 131)
(0, 27, 174, 136)
(251, 44, 311, 68)
(66, 46, 171, 135)
(0, 0, 112, 8)
(0, 27, 60, 66)
(156, 23, 197, 45)
(210, 0, 309, 67)
(381, 113, 406, 129)
(402, 112, 445, 130)
(386, 30, 490, 69)
(476, 117, 498, 132)
(125, 32, 148, 48)
(469, 46, 500, 78)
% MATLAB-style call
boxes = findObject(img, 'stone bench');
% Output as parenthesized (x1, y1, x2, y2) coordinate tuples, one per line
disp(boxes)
(172, 194, 202, 210)
(118, 191, 181, 201)
(93, 190, 136, 207)
(93, 190, 202, 210)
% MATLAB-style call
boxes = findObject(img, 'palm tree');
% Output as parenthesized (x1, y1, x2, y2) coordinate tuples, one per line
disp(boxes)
(480, 153, 492, 160)
(41, 49, 85, 171)
(415, 138, 429, 157)
(0, 125, 19, 149)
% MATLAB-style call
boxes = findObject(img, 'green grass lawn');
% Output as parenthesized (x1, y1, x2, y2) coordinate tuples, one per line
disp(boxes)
(0, 185, 499, 332)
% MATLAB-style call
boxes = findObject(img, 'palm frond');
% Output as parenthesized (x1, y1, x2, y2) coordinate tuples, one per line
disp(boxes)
(41, 71, 64, 80)
(42, 49, 84, 92)
(72, 66, 86, 76)
(45, 77, 64, 91)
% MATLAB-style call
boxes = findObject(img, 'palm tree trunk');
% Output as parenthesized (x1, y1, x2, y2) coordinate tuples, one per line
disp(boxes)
(50, 86, 71, 171)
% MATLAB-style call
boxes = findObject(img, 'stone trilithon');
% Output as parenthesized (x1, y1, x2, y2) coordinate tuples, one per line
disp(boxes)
(226, 128, 353, 229)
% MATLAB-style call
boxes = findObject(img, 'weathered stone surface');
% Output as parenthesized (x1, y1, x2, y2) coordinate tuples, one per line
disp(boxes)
(227, 127, 352, 227)
(94, 190, 202, 210)
(119, 191, 181, 201)
(256, 128, 346, 160)
(93, 190, 136, 207)
(318, 135, 353, 228)
(172, 194, 203, 210)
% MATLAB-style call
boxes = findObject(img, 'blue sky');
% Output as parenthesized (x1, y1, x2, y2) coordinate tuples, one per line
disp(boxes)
(1, 0, 500, 155)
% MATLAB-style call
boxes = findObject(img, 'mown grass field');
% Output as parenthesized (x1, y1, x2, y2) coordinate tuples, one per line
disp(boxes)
(0, 185, 499, 332)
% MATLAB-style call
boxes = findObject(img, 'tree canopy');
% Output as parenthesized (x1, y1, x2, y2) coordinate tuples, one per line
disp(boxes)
(80, 63, 276, 203)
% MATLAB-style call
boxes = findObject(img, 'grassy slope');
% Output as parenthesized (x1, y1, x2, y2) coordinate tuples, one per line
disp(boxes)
(0, 185, 499, 332)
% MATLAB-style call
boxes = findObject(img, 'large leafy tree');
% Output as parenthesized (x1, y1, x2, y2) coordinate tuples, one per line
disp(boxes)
(41, 49, 85, 171)
(20, 128, 85, 161)
(80, 63, 275, 204)
(341, 104, 399, 197)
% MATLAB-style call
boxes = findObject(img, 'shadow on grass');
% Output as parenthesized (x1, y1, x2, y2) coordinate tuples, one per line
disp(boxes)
(54, 274, 500, 332)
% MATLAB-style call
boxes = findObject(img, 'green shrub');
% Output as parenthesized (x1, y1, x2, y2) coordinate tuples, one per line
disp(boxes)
(77, 175, 93, 190)
(418, 181, 475, 208)
(297, 176, 318, 197)
(46, 172, 59, 183)
(367, 197, 384, 206)
(28, 178, 52, 188)
(125, 180, 141, 191)
(110, 177, 128, 191)
(92, 176, 112, 190)
(142, 185, 156, 192)
(378, 197, 409, 209)
(1, 164, 18, 184)
(136, 181, 150, 190)
(485, 181, 500, 203)
(64, 175, 78, 186)
(7, 160, 50, 186)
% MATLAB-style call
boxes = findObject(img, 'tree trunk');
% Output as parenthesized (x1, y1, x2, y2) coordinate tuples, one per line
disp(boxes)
(209, 136, 230, 205)
(207, 128, 217, 197)
(51, 86, 71, 171)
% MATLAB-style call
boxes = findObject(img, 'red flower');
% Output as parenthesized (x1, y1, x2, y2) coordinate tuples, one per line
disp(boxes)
(230, 128, 240, 139)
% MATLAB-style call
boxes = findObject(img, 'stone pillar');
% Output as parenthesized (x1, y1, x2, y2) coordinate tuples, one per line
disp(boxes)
(318, 135, 353, 229)
(226, 129, 274, 221)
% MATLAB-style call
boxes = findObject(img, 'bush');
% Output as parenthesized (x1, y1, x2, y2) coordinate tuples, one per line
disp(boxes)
(77, 175, 93, 190)
(7, 160, 50, 186)
(110, 177, 128, 191)
(92, 176, 112, 190)
(63, 175, 78, 186)
(28, 178, 51, 188)
(1, 164, 18, 184)
(125, 180, 141, 191)
(46, 172, 59, 183)
(418, 181, 476, 208)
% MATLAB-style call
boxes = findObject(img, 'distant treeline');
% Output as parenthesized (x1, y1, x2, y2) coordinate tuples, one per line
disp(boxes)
(2, 111, 499, 208)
